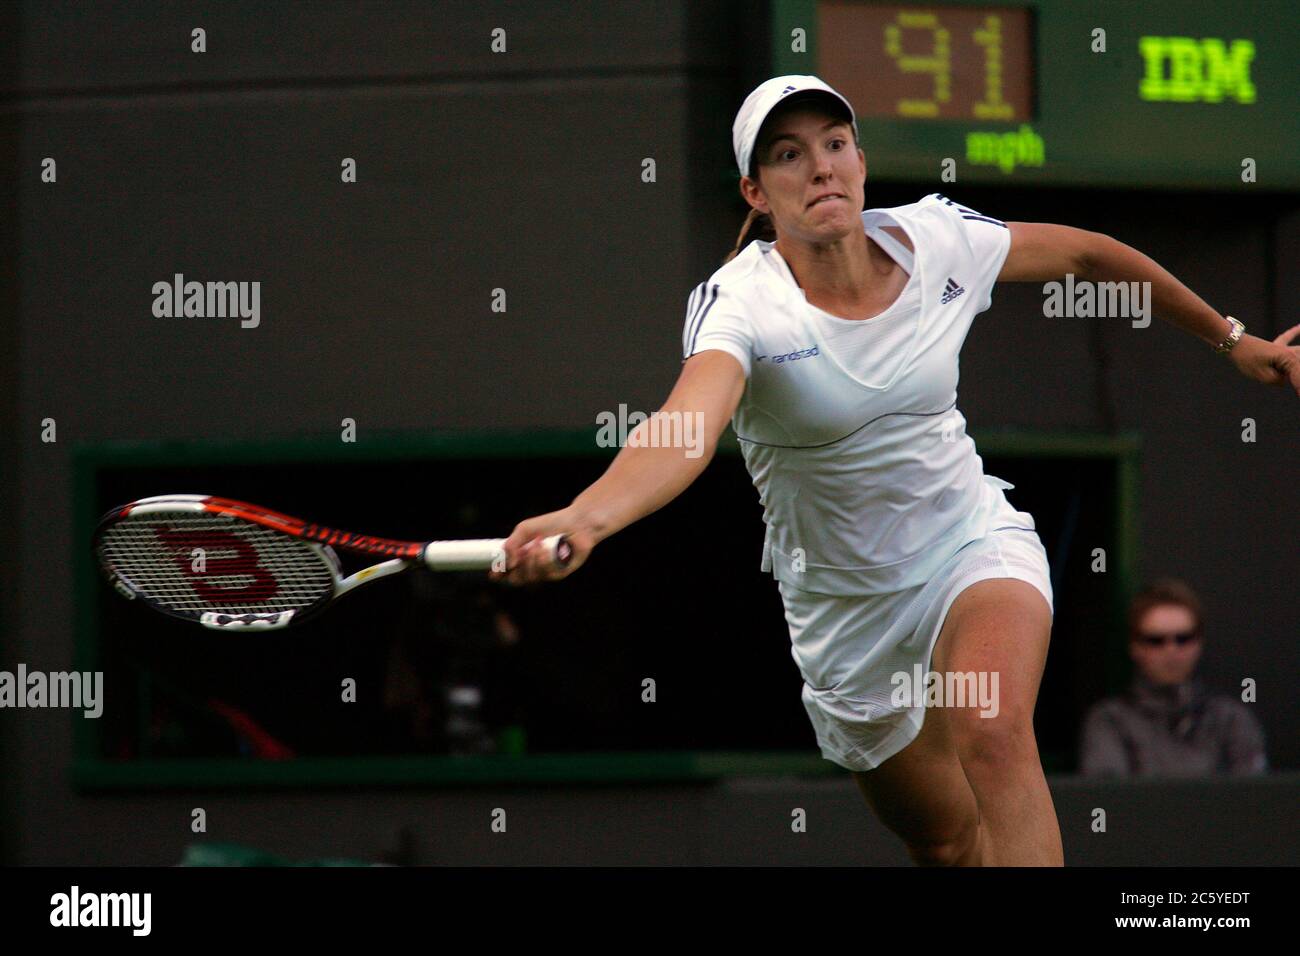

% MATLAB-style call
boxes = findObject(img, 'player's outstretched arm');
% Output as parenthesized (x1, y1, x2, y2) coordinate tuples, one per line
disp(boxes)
(1000, 222, 1300, 396)
(490, 349, 747, 585)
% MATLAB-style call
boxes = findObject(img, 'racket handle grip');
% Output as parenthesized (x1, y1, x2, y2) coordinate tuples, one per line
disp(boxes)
(514, 534, 573, 571)
(422, 534, 573, 572)
(543, 534, 574, 568)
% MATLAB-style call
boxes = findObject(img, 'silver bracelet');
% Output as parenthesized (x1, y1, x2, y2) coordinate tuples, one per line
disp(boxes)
(1214, 315, 1244, 354)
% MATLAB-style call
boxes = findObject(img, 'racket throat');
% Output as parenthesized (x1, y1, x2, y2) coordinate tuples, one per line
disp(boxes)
(333, 557, 413, 599)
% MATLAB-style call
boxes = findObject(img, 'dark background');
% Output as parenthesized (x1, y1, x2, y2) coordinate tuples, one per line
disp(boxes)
(85, 450, 1114, 764)
(1, 1, 1296, 865)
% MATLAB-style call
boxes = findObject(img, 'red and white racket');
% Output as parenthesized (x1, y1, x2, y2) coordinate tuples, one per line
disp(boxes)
(93, 494, 570, 630)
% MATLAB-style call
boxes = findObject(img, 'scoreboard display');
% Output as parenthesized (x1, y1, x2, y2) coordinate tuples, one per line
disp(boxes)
(770, 0, 1299, 190)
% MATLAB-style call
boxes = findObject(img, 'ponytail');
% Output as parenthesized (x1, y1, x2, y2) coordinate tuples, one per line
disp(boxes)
(724, 206, 776, 264)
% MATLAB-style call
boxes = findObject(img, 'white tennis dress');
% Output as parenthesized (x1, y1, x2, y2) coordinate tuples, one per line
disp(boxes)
(682, 192, 1054, 771)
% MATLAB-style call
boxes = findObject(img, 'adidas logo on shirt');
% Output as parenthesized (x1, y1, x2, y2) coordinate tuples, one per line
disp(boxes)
(940, 277, 966, 304)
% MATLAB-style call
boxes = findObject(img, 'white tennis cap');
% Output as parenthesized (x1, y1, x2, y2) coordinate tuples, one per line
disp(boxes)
(732, 75, 858, 178)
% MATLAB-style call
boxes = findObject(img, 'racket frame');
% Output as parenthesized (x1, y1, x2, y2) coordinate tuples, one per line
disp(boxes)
(93, 494, 569, 631)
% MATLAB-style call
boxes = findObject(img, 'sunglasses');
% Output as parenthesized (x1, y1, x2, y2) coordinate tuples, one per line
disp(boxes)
(1135, 631, 1200, 647)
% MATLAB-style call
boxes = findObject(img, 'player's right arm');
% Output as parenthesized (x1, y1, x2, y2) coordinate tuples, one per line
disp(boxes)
(491, 348, 746, 585)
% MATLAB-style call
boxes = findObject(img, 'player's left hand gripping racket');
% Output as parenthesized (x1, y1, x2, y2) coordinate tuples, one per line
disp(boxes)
(93, 495, 571, 631)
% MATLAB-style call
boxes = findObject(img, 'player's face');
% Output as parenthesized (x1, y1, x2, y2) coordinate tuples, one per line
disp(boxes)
(745, 108, 865, 243)
(1128, 603, 1203, 686)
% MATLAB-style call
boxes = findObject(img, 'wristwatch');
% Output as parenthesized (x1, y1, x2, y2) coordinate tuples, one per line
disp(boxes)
(1214, 315, 1244, 354)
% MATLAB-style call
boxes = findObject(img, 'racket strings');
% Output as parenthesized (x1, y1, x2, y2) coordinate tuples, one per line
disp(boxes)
(97, 514, 335, 615)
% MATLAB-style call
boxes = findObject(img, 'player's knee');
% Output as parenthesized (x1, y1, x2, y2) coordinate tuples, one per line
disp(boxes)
(903, 814, 982, 866)
(953, 715, 1038, 776)
(884, 793, 982, 866)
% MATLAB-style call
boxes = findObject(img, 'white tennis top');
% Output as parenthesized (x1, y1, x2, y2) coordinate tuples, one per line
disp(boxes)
(682, 193, 1017, 596)
(803, 223, 919, 376)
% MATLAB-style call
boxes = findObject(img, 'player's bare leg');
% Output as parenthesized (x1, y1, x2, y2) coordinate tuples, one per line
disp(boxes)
(852, 693, 991, 865)
(932, 577, 1062, 866)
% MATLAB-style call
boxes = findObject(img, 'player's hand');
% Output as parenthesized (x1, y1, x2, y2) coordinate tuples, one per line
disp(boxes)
(489, 506, 595, 586)
(1228, 323, 1300, 397)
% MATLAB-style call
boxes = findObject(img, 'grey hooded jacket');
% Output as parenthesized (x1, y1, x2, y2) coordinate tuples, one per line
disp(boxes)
(1079, 676, 1267, 777)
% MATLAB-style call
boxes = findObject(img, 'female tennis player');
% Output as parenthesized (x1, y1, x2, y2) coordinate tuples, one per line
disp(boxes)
(489, 75, 1300, 866)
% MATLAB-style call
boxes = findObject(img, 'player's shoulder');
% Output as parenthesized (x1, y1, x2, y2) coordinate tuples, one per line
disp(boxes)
(870, 192, 1002, 221)
(925, 192, 1006, 228)
(687, 241, 768, 314)
(865, 192, 949, 223)
(884, 194, 1008, 268)
(861, 193, 964, 249)
(706, 241, 766, 290)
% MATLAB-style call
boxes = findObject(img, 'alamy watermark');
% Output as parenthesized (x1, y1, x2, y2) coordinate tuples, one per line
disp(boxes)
(50, 886, 150, 936)
(891, 665, 1000, 718)
(1043, 274, 1151, 327)
(0, 665, 102, 718)
(596, 404, 705, 459)
(152, 273, 260, 328)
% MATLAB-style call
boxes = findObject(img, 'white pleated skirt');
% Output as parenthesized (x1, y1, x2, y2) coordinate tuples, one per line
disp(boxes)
(780, 495, 1054, 772)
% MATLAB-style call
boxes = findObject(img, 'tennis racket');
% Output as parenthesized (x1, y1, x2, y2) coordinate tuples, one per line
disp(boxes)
(93, 494, 571, 631)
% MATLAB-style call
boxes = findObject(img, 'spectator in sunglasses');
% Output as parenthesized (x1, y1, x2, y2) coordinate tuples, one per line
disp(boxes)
(1079, 577, 1267, 777)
